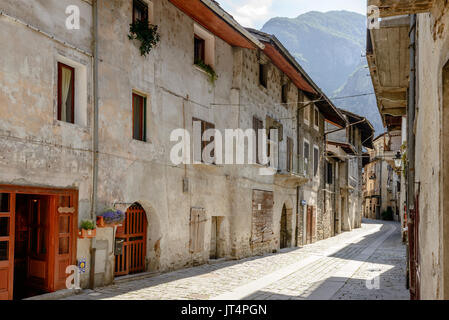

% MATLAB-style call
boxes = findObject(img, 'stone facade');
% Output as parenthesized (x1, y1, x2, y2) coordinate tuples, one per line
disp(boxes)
(0, 0, 365, 299)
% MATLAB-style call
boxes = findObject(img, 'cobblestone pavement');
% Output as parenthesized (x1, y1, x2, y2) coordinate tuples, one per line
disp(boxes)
(63, 219, 409, 300)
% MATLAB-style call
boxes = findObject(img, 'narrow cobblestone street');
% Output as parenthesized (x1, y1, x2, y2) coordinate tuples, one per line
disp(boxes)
(64, 219, 408, 300)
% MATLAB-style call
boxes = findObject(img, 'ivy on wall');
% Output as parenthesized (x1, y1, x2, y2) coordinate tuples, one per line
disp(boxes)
(128, 20, 160, 57)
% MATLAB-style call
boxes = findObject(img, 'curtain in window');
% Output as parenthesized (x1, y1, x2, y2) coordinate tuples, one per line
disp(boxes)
(61, 67, 72, 122)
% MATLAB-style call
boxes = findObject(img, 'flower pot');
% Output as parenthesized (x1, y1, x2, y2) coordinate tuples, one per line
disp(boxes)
(96, 216, 105, 228)
(79, 228, 96, 239)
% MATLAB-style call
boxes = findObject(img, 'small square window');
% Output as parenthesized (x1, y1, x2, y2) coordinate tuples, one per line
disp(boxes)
(259, 64, 268, 88)
(132, 93, 147, 141)
(194, 35, 206, 65)
(57, 62, 75, 124)
(281, 84, 288, 104)
(133, 0, 148, 23)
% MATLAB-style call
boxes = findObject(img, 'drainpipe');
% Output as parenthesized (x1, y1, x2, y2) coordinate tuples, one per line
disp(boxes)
(89, 0, 99, 290)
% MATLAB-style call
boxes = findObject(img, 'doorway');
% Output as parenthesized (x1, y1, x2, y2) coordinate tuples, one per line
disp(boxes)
(115, 203, 147, 277)
(0, 186, 78, 300)
(306, 206, 316, 244)
(280, 205, 288, 249)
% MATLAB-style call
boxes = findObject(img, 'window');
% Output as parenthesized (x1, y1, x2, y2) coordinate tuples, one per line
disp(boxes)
(133, 0, 148, 23)
(57, 62, 75, 124)
(193, 117, 215, 164)
(304, 105, 310, 125)
(132, 93, 147, 141)
(193, 24, 215, 67)
(287, 137, 293, 172)
(281, 83, 288, 104)
(313, 145, 319, 177)
(303, 140, 310, 176)
(194, 35, 206, 65)
(326, 161, 333, 184)
(253, 117, 264, 165)
(259, 63, 268, 88)
(314, 107, 319, 130)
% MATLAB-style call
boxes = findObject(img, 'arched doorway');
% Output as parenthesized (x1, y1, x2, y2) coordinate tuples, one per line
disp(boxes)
(114, 203, 147, 277)
(280, 204, 288, 249)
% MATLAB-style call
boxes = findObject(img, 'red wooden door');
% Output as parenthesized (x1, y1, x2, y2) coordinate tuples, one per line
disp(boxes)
(0, 193, 15, 300)
(115, 204, 147, 276)
(53, 195, 76, 291)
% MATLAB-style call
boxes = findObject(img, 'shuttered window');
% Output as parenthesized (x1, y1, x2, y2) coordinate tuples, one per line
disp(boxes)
(133, 0, 149, 23)
(253, 117, 264, 164)
(193, 118, 215, 164)
(303, 140, 310, 176)
(313, 146, 319, 177)
(132, 93, 146, 141)
(287, 137, 293, 172)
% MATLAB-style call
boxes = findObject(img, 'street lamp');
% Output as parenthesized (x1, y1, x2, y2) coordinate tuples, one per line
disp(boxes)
(394, 151, 402, 168)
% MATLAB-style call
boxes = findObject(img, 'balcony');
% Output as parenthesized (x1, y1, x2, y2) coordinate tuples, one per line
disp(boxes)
(274, 154, 309, 187)
(368, 0, 435, 18)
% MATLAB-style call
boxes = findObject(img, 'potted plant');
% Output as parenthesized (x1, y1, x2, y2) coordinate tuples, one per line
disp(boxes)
(128, 19, 160, 57)
(79, 220, 96, 239)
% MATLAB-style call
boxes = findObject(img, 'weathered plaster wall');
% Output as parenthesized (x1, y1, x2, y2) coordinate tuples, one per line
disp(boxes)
(0, 0, 94, 286)
(414, 6, 449, 299)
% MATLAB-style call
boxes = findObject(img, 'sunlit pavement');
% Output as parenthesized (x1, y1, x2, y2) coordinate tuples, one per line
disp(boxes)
(63, 219, 409, 300)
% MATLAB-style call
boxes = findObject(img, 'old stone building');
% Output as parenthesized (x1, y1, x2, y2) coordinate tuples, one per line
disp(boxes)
(0, 0, 352, 300)
(368, 0, 449, 300)
(326, 109, 374, 233)
(362, 133, 400, 221)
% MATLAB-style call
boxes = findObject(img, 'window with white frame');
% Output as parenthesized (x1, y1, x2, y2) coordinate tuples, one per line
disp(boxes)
(304, 105, 310, 125)
(56, 56, 87, 127)
(193, 24, 215, 67)
(314, 107, 319, 131)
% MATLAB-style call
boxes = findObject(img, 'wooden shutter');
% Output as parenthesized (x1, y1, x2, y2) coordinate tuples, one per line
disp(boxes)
(287, 137, 293, 172)
(189, 208, 207, 253)
(0, 193, 15, 300)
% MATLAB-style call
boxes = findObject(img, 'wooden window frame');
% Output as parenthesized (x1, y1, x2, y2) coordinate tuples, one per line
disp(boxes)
(132, 92, 147, 142)
(313, 145, 319, 177)
(287, 137, 293, 173)
(193, 117, 215, 164)
(259, 63, 268, 88)
(194, 35, 206, 65)
(57, 62, 75, 124)
(253, 117, 264, 165)
(314, 107, 319, 131)
(133, 0, 149, 23)
(281, 83, 288, 104)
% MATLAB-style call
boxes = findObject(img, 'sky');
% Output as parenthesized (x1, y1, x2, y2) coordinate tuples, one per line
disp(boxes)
(217, 0, 367, 29)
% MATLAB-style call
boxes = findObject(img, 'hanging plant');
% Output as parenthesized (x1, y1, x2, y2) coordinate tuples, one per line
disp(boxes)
(128, 19, 160, 57)
(195, 59, 218, 85)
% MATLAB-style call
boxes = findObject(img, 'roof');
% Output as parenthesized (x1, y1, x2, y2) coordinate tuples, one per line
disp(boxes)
(327, 141, 356, 155)
(168, 0, 264, 50)
(339, 109, 375, 149)
(247, 28, 347, 128)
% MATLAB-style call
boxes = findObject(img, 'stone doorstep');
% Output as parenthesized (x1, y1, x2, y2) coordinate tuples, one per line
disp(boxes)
(24, 288, 84, 300)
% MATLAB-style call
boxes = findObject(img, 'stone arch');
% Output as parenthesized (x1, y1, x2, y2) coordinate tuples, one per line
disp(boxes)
(280, 199, 294, 249)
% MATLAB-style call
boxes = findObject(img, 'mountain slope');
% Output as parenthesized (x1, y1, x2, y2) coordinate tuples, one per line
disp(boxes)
(261, 11, 383, 133)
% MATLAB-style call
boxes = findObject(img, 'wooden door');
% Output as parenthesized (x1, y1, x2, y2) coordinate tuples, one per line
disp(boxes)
(280, 206, 288, 249)
(0, 193, 15, 300)
(53, 195, 76, 291)
(306, 206, 312, 244)
(26, 196, 50, 291)
(115, 204, 147, 276)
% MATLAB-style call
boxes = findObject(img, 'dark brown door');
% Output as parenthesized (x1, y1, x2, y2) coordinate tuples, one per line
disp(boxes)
(306, 206, 312, 244)
(280, 205, 288, 249)
(0, 193, 15, 300)
(115, 204, 147, 276)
